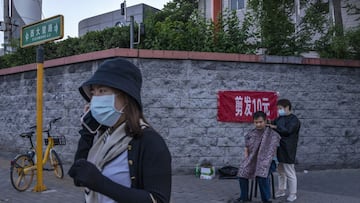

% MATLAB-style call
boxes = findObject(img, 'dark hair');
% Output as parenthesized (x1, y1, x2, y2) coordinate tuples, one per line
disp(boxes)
(253, 111, 267, 120)
(121, 92, 148, 138)
(277, 99, 292, 110)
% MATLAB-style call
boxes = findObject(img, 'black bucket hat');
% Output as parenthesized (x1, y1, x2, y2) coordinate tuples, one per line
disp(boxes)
(79, 58, 142, 109)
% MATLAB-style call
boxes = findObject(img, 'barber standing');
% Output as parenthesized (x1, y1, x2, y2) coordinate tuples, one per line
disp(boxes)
(267, 99, 300, 202)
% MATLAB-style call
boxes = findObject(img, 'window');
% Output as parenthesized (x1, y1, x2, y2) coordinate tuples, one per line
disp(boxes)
(230, 0, 245, 10)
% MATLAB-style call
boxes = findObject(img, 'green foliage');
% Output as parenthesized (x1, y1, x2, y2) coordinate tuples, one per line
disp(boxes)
(0, 26, 129, 69)
(0, 40, 36, 67)
(211, 10, 255, 54)
(295, 0, 330, 54)
(143, 3, 256, 53)
(246, 0, 360, 58)
(159, 0, 199, 23)
(142, 1, 207, 51)
(315, 26, 360, 60)
(1, 0, 359, 69)
(347, 28, 360, 59)
(262, 1, 296, 55)
(247, 0, 299, 55)
(45, 37, 80, 59)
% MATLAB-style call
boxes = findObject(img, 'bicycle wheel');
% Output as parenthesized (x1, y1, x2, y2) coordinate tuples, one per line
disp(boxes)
(10, 154, 35, 191)
(50, 150, 64, 179)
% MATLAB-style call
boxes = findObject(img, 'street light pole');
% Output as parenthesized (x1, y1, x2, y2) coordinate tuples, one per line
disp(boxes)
(130, 15, 134, 49)
(120, 0, 133, 49)
(3, 0, 12, 53)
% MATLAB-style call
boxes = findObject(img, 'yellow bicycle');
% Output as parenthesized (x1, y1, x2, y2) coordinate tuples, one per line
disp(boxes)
(10, 117, 66, 191)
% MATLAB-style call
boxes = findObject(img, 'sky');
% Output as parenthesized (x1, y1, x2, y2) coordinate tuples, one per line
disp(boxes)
(0, 0, 171, 47)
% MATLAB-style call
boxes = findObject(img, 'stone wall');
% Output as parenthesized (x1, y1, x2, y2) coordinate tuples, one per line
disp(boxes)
(0, 51, 359, 174)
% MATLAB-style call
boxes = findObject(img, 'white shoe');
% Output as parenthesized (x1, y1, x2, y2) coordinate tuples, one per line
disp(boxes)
(275, 190, 286, 198)
(286, 194, 297, 202)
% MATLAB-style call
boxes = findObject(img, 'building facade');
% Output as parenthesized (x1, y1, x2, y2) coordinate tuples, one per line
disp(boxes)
(1, 0, 42, 54)
(199, 0, 360, 30)
(198, 0, 359, 58)
(78, 3, 159, 37)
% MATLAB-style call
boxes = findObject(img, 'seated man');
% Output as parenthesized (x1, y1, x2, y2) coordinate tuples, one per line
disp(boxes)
(236, 111, 280, 203)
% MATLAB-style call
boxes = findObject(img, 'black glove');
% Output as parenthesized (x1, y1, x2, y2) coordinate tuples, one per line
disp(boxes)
(68, 159, 104, 191)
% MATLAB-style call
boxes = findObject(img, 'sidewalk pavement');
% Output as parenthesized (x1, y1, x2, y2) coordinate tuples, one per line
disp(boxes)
(1, 151, 359, 203)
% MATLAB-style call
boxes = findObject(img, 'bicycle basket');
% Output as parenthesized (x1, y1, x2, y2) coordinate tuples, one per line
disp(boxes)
(44, 136, 66, 146)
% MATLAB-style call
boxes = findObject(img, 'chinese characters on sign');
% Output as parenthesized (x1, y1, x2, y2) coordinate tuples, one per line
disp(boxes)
(24, 22, 58, 42)
(21, 15, 64, 48)
(218, 91, 278, 122)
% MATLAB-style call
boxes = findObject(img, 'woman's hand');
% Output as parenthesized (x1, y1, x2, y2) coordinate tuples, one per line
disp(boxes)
(83, 103, 90, 113)
(267, 124, 277, 129)
(68, 159, 103, 191)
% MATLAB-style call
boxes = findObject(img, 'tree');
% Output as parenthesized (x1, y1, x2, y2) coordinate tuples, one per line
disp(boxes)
(1, 0, 360, 69)
(247, 0, 299, 55)
(246, 0, 360, 58)
(315, 0, 360, 59)
(142, 0, 199, 50)
(332, 0, 344, 36)
(142, 1, 255, 53)
(153, 0, 199, 23)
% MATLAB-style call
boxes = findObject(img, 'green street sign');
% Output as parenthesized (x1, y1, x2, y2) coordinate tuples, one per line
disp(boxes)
(21, 15, 64, 48)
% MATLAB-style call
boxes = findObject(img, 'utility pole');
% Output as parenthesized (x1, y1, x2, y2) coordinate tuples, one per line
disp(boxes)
(130, 15, 134, 49)
(331, 0, 344, 36)
(20, 15, 64, 192)
(294, 0, 300, 34)
(120, 1, 142, 49)
(3, 0, 12, 53)
(120, 0, 134, 49)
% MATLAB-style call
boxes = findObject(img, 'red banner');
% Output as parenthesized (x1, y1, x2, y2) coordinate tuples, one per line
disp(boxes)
(217, 91, 278, 122)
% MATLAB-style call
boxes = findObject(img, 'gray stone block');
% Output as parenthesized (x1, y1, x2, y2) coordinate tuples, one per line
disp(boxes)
(0, 58, 359, 172)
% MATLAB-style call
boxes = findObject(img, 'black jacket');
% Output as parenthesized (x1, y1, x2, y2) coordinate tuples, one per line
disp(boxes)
(74, 127, 172, 203)
(274, 114, 301, 164)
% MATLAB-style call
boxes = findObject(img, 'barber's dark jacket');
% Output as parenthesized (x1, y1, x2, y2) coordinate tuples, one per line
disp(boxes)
(74, 126, 171, 203)
(273, 114, 301, 164)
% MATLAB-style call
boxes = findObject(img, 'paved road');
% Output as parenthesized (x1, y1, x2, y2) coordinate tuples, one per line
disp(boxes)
(1, 151, 359, 203)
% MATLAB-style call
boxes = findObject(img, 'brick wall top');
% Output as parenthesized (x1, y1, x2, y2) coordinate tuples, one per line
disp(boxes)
(1, 48, 359, 76)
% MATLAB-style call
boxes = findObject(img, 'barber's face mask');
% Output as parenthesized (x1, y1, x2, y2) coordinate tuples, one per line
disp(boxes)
(278, 109, 286, 116)
(90, 94, 125, 127)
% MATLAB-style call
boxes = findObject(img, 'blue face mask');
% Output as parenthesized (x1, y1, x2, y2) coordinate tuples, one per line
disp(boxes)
(90, 94, 125, 127)
(278, 109, 286, 116)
